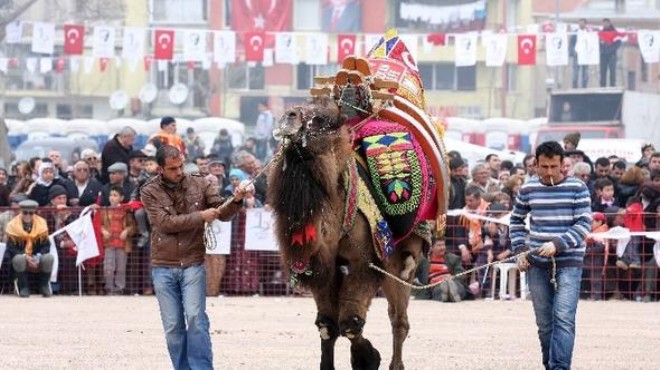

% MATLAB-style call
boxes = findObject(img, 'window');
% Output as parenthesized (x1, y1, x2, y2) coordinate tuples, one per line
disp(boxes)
(641, 59, 648, 82)
(506, 0, 519, 32)
(151, 0, 207, 23)
(507, 64, 517, 92)
(418, 63, 476, 91)
(296, 63, 339, 90)
(294, 0, 321, 31)
(226, 63, 265, 90)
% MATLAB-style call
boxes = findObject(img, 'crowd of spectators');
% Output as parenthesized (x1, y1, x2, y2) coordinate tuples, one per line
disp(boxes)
(0, 116, 280, 297)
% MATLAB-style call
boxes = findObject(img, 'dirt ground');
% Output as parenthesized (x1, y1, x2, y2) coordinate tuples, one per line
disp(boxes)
(0, 296, 658, 370)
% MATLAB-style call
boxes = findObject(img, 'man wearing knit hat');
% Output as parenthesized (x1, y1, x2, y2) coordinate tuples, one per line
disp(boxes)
(563, 132, 581, 151)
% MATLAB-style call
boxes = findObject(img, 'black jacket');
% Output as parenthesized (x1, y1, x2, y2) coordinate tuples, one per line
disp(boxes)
(101, 135, 133, 184)
(64, 178, 104, 207)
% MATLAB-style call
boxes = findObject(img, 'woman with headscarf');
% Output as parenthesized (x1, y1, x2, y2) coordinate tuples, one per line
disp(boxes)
(27, 162, 66, 206)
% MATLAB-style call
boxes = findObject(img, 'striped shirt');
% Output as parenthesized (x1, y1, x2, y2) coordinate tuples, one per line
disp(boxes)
(509, 176, 592, 268)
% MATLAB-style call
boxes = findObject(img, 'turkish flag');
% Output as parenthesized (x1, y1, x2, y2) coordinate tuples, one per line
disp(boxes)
(599, 30, 627, 44)
(245, 31, 265, 62)
(154, 29, 175, 60)
(144, 56, 153, 71)
(426, 33, 446, 46)
(337, 34, 356, 63)
(517, 34, 537, 65)
(230, 0, 292, 33)
(64, 24, 85, 55)
(99, 58, 109, 72)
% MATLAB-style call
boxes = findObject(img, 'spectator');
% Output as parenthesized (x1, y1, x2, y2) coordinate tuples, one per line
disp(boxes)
(459, 186, 489, 266)
(502, 174, 524, 204)
(497, 170, 510, 184)
(584, 212, 608, 300)
(485, 154, 501, 179)
(592, 157, 611, 180)
(509, 165, 526, 177)
(500, 160, 514, 173)
(0, 167, 10, 206)
(0, 194, 25, 242)
(449, 157, 468, 210)
(194, 156, 210, 176)
(224, 169, 248, 198)
(599, 18, 621, 87)
(234, 150, 266, 204)
(237, 137, 257, 158)
(101, 126, 136, 184)
(48, 150, 67, 180)
(100, 163, 135, 206)
(149, 117, 186, 154)
(592, 178, 615, 213)
(101, 185, 135, 295)
(616, 166, 644, 207)
(573, 162, 592, 190)
(569, 18, 590, 88)
(475, 202, 511, 295)
(80, 149, 102, 181)
(638, 143, 655, 166)
(413, 238, 471, 302)
(523, 154, 537, 180)
(5, 199, 53, 297)
(254, 100, 274, 160)
(64, 160, 103, 207)
(211, 129, 234, 166)
(611, 161, 626, 181)
(127, 150, 147, 188)
(27, 162, 67, 207)
(467, 164, 499, 198)
(184, 127, 205, 159)
(208, 158, 229, 190)
(45, 184, 79, 294)
(560, 102, 575, 123)
(562, 157, 574, 177)
(648, 152, 660, 172)
(10, 161, 34, 198)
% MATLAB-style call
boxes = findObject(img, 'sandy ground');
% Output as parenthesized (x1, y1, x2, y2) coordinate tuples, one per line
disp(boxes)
(0, 296, 658, 370)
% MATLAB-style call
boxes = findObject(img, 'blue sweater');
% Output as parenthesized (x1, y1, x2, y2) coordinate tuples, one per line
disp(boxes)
(509, 176, 592, 268)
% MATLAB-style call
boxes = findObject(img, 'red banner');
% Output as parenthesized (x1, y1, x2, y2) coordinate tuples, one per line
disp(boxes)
(144, 56, 153, 71)
(337, 34, 356, 63)
(230, 0, 292, 33)
(154, 29, 175, 60)
(517, 34, 537, 65)
(426, 33, 446, 46)
(63, 24, 85, 55)
(244, 31, 265, 62)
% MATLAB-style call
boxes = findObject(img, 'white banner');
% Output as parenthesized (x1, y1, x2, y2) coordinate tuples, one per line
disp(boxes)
(31, 22, 55, 54)
(83, 57, 95, 74)
(26, 57, 37, 73)
(122, 27, 146, 60)
(93, 26, 116, 58)
(546, 33, 569, 66)
(39, 57, 52, 74)
(244, 209, 278, 252)
(305, 33, 329, 65)
(576, 32, 600, 66)
(213, 31, 236, 64)
(454, 33, 478, 67)
(70, 57, 80, 73)
(483, 33, 507, 67)
(637, 30, 660, 64)
(0, 58, 8, 74)
(5, 21, 23, 44)
(205, 220, 232, 255)
(275, 33, 299, 64)
(183, 29, 207, 62)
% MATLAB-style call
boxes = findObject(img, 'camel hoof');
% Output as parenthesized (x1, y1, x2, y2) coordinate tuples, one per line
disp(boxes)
(399, 255, 416, 280)
(340, 316, 365, 338)
(315, 315, 339, 341)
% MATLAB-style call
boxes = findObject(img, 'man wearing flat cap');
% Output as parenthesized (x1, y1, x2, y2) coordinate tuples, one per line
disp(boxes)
(208, 157, 229, 190)
(5, 199, 53, 297)
(100, 162, 135, 206)
(128, 150, 148, 188)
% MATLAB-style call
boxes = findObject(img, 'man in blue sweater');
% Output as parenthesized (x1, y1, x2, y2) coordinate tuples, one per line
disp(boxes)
(510, 141, 592, 370)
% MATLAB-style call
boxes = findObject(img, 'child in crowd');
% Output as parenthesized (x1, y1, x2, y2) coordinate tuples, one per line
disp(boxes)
(584, 212, 609, 300)
(592, 178, 615, 213)
(102, 185, 135, 295)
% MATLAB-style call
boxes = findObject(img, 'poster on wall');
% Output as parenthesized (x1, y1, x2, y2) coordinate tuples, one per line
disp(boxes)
(321, 0, 362, 32)
(395, 0, 486, 32)
(244, 208, 279, 252)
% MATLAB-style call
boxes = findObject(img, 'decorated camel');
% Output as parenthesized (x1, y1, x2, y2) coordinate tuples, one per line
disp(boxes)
(267, 30, 449, 370)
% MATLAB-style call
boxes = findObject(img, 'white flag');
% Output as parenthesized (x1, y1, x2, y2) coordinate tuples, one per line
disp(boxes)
(66, 211, 100, 267)
(0, 58, 8, 74)
(638, 30, 660, 64)
(83, 57, 95, 74)
(263, 49, 274, 67)
(576, 32, 599, 65)
(122, 27, 145, 60)
(5, 21, 22, 44)
(454, 33, 478, 67)
(275, 33, 299, 64)
(483, 33, 508, 67)
(39, 57, 52, 74)
(183, 29, 207, 62)
(305, 34, 328, 65)
(157, 60, 169, 72)
(26, 57, 37, 73)
(70, 57, 81, 73)
(31, 22, 55, 54)
(546, 33, 569, 66)
(213, 31, 236, 64)
(93, 26, 116, 58)
(201, 53, 212, 70)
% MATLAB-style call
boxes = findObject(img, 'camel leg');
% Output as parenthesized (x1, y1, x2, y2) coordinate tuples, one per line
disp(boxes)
(381, 236, 424, 370)
(311, 275, 340, 370)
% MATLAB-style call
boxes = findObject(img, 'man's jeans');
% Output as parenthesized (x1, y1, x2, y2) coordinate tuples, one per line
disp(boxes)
(528, 266, 582, 370)
(571, 56, 588, 88)
(152, 264, 213, 370)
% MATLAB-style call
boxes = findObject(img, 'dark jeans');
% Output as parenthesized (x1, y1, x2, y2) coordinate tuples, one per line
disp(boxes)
(599, 53, 617, 87)
(528, 266, 582, 370)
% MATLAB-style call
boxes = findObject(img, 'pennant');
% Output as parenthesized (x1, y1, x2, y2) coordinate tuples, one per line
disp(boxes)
(201, 53, 212, 70)
(99, 58, 109, 72)
(454, 33, 478, 67)
(275, 33, 298, 64)
(638, 30, 660, 64)
(154, 29, 175, 60)
(0, 58, 8, 74)
(517, 34, 537, 65)
(31, 22, 55, 54)
(337, 34, 356, 63)
(576, 32, 600, 65)
(144, 56, 153, 71)
(5, 21, 23, 44)
(70, 57, 80, 73)
(64, 24, 85, 55)
(399, 34, 419, 62)
(183, 29, 207, 62)
(426, 33, 446, 46)
(114, 56, 122, 69)
(122, 27, 146, 60)
(483, 33, 507, 67)
(55, 58, 66, 73)
(262, 49, 274, 67)
(39, 57, 52, 74)
(305, 33, 328, 65)
(26, 58, 37, 73)
(545, 33, 569, 66)
(128, 57, 140, 72)
(93, 26, 116, 58)
(245, 31, 265, 62)
(213, 31, 236, 64)
(83, 57, 95, 74)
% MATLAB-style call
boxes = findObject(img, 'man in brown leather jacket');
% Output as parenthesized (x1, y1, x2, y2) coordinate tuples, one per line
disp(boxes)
(141, 145, 250, 370)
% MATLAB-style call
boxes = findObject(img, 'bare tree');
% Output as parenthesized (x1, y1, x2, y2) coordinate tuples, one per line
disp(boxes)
(0, 0, 39, 41)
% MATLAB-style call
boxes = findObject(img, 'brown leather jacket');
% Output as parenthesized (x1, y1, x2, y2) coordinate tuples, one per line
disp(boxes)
(140, 174, 242, 268)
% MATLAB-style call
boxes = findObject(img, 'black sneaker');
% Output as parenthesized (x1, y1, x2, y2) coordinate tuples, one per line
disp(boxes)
(40, 283, 52, 298)
(19, 289, 30, 298)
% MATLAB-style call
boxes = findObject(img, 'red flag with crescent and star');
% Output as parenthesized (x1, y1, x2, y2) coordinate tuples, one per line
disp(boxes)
(230, 0, 292, 33)
(154, 29, 175, 60)
(337, 34, 356, 63)
(64, 24, 85, 55)
(517, 34, 537, 65)
(245, 31, 266, 62)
